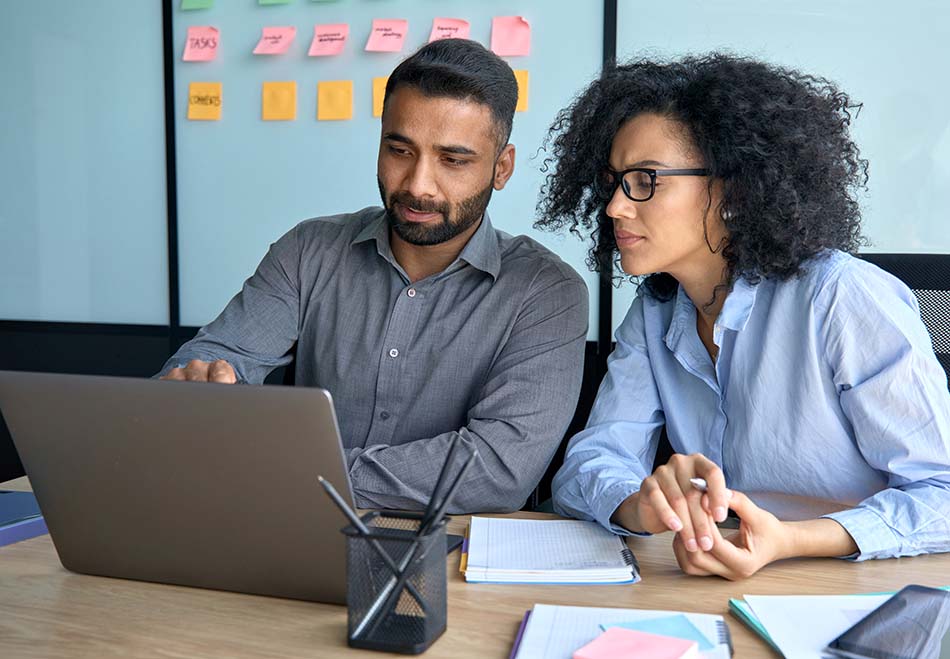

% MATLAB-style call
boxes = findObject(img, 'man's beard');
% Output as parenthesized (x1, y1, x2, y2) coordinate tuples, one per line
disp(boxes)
(378, 177, 494, 246)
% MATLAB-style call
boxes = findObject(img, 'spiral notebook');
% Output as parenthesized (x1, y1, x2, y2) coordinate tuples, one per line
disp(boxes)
(463, 517, 639, 584)
(511, 604, 733, 659)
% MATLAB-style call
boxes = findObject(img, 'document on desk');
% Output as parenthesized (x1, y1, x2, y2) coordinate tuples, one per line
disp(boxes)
(464, 517, 639, 584)
(512, 604, 732, 659)
(742, 593, 891, 659)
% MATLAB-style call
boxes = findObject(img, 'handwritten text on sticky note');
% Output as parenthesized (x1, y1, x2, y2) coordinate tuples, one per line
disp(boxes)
(309, 24, 349, 56)
(429, 18, 470, 42)
(183, 26, 219, 62)
(187, 82, 222, 120)
(491, 16, 530, 57)
(365, 19, 408, 52)
(253, 26, 296, 55)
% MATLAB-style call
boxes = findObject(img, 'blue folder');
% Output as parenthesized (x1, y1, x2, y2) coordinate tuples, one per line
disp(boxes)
(0, 490, 48, 547)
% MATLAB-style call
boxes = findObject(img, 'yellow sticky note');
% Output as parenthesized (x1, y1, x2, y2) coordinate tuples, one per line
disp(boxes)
(514, 70, 529, 112)
(317, 80, 353, 121)
(372, 76, 388, 118)
(262, 81, 296, 121)
(187, 82, 222, 120)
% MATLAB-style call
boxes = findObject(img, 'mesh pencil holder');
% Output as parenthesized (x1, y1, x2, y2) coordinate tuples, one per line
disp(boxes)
(342, 510, 448, 654)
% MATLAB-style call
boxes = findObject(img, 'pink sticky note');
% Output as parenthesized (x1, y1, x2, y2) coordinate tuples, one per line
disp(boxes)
(253, 26, 296, 55)
(491, 16, 531, 57)
(428, 18, 470, 42)
(365, 19, 408, 53)
(573, 628, 698, 659)
(308, 23, 349, 56)
(183, 26, 219, 62)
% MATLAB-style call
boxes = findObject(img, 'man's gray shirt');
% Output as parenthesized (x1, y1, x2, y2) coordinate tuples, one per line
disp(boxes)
(160, 207, 588, 512)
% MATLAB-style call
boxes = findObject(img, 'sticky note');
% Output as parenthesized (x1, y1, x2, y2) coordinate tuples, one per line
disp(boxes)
(365, 19, 408, 52)
(259, 0, 291, 5)
(308, 24, 349, 56)
(491, 16, 531, 57)
(429, 18, 470, 42)
(573, 628, 698, 659)
(253, 26, 296, 55)
(187, 82, 222, 120)
(514, 70, 528, 112)
(181, 0, 213, 10)
(604, 615, 714, 651)
(318, 81, 353, 121)
(372, 76, 388, 117)
(183, 26, 219, 62)
(262, 81, 296, 121)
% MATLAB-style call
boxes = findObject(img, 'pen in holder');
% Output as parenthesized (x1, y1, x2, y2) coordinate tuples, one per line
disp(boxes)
(320, 435, 477, 655)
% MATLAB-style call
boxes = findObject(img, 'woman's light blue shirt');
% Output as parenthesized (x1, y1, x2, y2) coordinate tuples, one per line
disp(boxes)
(552, 251, 950, 560)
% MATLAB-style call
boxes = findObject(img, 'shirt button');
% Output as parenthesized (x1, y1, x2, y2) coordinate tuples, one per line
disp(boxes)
(389, 348, 399, 358)
(407, 288, 416, 298)
(379, 411, 390, 420)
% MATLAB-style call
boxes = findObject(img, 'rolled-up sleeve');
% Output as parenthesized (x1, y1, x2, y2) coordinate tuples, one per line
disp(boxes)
(552, 296, 665, 534)
(818, 261, 950, 560)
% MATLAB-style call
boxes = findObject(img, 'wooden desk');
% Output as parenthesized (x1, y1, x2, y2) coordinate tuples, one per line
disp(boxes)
(3, 475, 948, 658)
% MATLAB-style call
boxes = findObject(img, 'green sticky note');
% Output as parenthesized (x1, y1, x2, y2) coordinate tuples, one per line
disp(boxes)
(259, 0, 292, 5)
(181, 0, 213, 9)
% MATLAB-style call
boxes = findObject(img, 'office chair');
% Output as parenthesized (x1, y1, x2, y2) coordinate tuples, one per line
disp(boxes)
(860, 253, 950, 385)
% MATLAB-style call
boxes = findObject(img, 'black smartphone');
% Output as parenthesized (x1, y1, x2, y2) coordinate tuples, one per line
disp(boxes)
(823, 584, 950, 659)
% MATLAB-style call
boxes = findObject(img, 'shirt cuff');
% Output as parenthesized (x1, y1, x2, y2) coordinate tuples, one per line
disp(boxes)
(822, 507, 899, 561)
(592, 479, 650, 537)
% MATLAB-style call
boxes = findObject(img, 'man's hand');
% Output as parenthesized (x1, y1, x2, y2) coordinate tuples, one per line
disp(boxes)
(160, 359, 237, 384)
(672, 490, 793, 580)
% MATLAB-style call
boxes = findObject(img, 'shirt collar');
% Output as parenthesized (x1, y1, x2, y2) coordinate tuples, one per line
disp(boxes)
(350, 208, 501, 281)
(663, 275, 759, 349)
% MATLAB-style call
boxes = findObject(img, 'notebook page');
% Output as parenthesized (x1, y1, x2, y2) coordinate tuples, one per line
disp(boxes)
(467, 518, 629, 571)
(516, 604, 731, 659)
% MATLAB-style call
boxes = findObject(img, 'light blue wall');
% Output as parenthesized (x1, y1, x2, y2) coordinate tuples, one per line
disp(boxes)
(0, 1, 169, 324)
(612, 0, 950, 331)
(173, 0, 604, 334)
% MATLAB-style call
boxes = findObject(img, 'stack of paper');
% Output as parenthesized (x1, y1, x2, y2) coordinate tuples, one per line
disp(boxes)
(511, 604, 732, 659)
(463, 517, 639, 584)
(729, 591, 948, 658)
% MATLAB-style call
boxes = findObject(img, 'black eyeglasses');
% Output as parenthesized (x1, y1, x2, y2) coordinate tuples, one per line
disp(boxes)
(598, 167, 710, 202)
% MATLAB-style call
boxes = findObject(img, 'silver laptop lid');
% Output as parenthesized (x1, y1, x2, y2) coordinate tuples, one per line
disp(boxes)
(0, 370, 355, 604)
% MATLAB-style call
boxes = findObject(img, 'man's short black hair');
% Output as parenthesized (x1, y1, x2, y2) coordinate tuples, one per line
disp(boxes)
(384, 39, 518, 149)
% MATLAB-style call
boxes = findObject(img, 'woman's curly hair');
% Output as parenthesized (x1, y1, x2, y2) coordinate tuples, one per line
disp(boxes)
(535, 52, 869, 300)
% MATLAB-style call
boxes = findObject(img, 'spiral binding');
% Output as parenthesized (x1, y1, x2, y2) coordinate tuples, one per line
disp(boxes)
(716, 620, 734, 655)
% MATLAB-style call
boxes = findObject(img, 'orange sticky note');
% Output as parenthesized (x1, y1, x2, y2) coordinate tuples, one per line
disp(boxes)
(372, 76, 388, 117)
(428, 18, 470, 42)
(253, 26, 296, 55)
(309, 23, 349, 56)
(491, 16, 531, 57)
(262, 81, 296, 121)
(187, 82, 222, 120)
(183, 26, 219, 62)
(365, 19, 408, 52)
(317, 81, 353, 121)
(514, 70, 528, 112)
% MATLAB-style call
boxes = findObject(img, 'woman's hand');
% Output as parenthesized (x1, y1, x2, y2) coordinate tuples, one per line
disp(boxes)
(672, 490, 793, 579)
(612, 453, 731, 553)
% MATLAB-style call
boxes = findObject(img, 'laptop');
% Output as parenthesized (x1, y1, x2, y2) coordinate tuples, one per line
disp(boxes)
(0, 370, 356, 604)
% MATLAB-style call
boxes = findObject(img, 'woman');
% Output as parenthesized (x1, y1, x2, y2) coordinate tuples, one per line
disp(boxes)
(540, 53, 950, 579)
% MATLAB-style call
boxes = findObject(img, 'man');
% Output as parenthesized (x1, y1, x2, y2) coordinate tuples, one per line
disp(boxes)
(159, 39, 588, 513)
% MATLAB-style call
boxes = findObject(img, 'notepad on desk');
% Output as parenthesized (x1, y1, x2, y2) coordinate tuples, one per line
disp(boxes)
(463, 517, 639, 584)
(511, 604, 733, 659)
